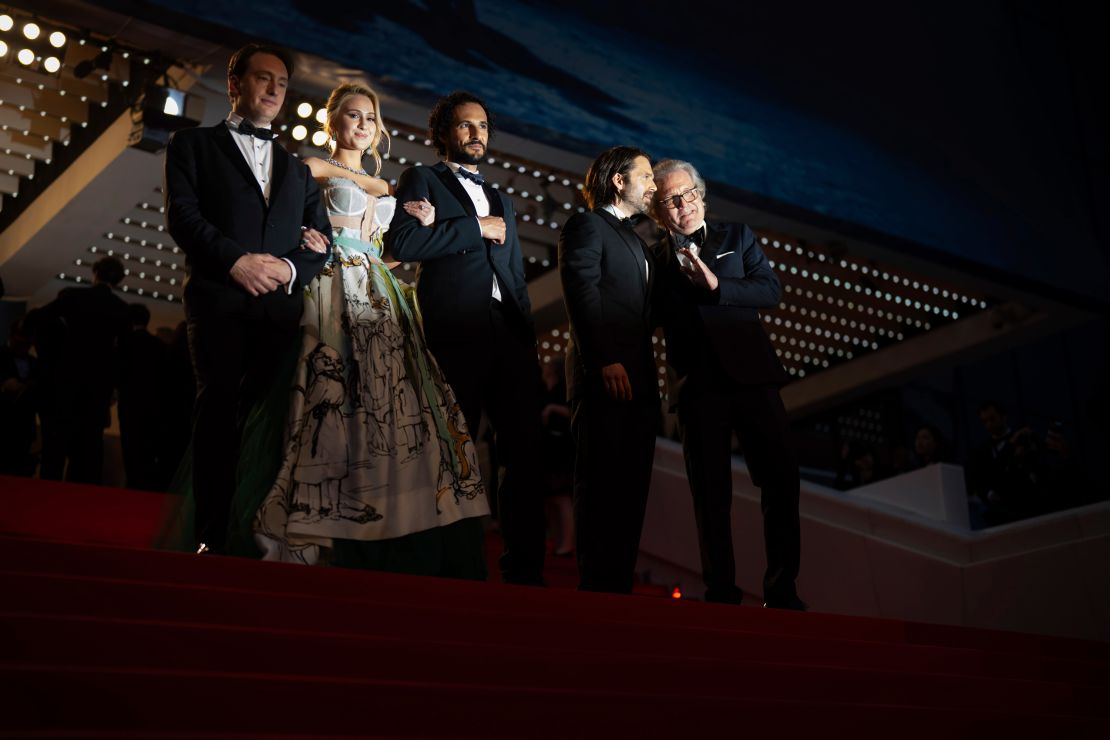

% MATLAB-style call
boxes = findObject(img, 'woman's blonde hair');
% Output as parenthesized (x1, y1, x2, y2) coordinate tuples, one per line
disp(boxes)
(323, 82, 390, 175)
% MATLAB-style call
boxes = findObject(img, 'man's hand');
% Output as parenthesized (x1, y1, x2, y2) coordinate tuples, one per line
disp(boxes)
(601, 362, 633, 401)
(230, 253, 292, 296)
(678, 248, 719, 290)
(479, 216, 506, 245)
(300, 227, 329, 253)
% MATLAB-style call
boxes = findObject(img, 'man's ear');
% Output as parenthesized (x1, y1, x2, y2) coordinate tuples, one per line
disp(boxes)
(611, 171, 625, 196)
(228, 74, 240, 103)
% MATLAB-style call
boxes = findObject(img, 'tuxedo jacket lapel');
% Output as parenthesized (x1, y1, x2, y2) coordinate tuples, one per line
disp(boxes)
(269, 144, 289, 210)
(599, 210, 648, 296)
(432, 162, 478, 218)
(212, 124, 266, 205)
(485, 183, 505, 219)
(700, 223, 727, 264)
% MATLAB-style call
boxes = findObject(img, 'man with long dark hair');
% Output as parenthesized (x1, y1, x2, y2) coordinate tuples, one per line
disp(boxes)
(558, 145, 659, 593)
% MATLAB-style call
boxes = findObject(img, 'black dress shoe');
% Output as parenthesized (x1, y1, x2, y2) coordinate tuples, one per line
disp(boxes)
(763, 595, 807, 611)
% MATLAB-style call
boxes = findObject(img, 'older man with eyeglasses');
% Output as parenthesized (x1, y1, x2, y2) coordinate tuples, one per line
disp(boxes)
(651, 159, 804, 610)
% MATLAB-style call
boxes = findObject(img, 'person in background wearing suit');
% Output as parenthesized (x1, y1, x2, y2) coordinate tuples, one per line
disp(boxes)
(652, 158, 803, 609)
(164, 43, 331, 554)
(385, 91, 546, 586)
(558, 146, 659, 594)
(35, 256, 130, 484)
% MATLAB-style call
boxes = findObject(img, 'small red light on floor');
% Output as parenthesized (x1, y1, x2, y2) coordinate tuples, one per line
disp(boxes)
(671, 587, 682, 599)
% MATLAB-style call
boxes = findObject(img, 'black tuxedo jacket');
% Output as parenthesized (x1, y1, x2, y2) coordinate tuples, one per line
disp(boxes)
(164, 123, 330, 323)
(384, 162, 534, 347)
(559, 208, 657, 402)
(656, 221, 788, 389)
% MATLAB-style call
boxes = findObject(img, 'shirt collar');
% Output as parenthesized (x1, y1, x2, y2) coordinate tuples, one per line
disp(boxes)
(445, 160, 479, 177)
(225, 111, 273, 135)
(602, 202, 632, 220)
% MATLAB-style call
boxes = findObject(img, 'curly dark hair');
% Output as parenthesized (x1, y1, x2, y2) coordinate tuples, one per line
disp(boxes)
(427, 91, 494, 157)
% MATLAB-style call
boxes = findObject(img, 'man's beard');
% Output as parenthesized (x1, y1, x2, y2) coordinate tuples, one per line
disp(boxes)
(449, 139, 485, 165)
(621, 188, 650, 216)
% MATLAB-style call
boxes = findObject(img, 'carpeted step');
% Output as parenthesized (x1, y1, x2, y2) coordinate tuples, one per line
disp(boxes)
(3, 666, 1107, 739)
(4, 612, 1107, 718)
(5, 534, 1108, 665)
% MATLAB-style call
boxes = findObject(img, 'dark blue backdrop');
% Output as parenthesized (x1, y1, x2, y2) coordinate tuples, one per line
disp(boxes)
(142, 0, 1108, 304)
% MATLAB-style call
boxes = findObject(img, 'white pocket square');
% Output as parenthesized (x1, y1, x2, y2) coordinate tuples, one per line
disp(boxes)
(715, 250, 735, 258)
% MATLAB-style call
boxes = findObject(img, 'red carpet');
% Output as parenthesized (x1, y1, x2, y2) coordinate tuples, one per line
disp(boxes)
(2, 475, 1108, 737)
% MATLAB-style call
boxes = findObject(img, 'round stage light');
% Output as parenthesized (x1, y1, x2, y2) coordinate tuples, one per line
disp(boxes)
(43, 56, 61, 73)
(22, 22, 39, 40)
(296, 102, 312, 118)
(0, 15, 13, 32)
(311, 130, 329, 147)
(314, 107, 327, 124)
(291, 124, 307, 141)
(0, 41, 8, 57)
(17, 48, 34, 65)
(49, 31, 66, 48)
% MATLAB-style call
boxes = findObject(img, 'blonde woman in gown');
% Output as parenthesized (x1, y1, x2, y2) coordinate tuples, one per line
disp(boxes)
(252, 83, 489, 577)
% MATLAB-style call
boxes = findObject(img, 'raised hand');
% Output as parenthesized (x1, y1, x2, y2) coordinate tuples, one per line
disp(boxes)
(678, 248, 719, 290)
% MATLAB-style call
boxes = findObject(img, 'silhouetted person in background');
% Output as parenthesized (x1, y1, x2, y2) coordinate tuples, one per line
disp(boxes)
(119, 303, 170, 491)
(912, 424, 946, 468)
(540, 357, 575, 557)
(0, 317, 39, 476)
(35, 257, 130, 484)
(161, 321, 195, 483)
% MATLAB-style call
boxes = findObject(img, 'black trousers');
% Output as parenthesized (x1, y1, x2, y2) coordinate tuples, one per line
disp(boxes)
(571, 390, 659, 594)
(677, 377, 800, 604)
(428, 302, 546, 585)
(39, 387, 110, 484)
(187, 311, 295, 551)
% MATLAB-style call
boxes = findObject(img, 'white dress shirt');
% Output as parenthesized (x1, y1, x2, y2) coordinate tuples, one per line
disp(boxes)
(225, 112, 296, 293)
(673, 221, 707, 272)
(445, 160, 501, 301)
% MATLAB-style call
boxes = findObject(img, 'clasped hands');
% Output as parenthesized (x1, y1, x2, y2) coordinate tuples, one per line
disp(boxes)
(231, 226, 328, 296)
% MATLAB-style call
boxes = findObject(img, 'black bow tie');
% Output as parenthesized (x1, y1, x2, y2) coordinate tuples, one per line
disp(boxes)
(236, 119, 275, 141)
(673, 228, 703, 250)
(456, 167, 485, 186)
(621, 213, 647, 228)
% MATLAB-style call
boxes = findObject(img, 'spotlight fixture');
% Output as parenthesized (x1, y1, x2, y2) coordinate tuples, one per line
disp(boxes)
(16, 48, 33, 65)
(43, 56, 61, 73)
(291, 124, 307, 141)
(296, 102, 312, 118)
(0, 41, 7, 57)
(22, 22, 39, 40)
(310, 130, 329, 147)
(0, 14, 13, 32)
(48, 31, 66, 48)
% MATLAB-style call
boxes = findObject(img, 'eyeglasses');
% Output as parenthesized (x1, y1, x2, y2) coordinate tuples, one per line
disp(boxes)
(658, 187, 701, 210)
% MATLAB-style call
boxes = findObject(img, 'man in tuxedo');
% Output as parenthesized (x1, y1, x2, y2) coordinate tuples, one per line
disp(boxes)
(385, 91, 546, 585)
(164, 43, 330, 553)
(558, 146, 659, 594)
(652, 158, 803, 609)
